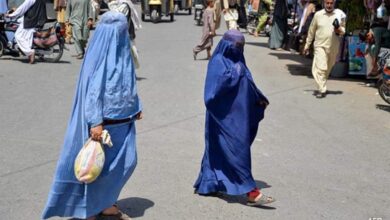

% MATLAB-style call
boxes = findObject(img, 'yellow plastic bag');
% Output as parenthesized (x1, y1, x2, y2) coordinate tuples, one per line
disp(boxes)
(74, 130, 113, 184)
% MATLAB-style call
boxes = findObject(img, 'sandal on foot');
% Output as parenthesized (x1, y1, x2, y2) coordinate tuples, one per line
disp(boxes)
(247, 193, 276, 206)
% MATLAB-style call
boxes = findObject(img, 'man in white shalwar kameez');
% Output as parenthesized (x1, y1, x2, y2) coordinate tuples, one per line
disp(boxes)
(303, 0, 345, 98)
(6, 0, 46, 63)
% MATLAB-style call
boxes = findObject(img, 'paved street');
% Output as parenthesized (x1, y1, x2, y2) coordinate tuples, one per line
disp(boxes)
(1, 5, 390, 220)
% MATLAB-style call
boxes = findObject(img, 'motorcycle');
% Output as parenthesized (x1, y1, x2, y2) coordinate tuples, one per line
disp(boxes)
(376, 48, 390, 104)
(194, 4, 204, 25)
(0, 14, 65, 63)
(141, 0, 174, 23)
(174, 0, 192, 15)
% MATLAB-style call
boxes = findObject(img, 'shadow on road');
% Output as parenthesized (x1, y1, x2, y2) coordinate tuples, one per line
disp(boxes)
(304, 89, 344, 97)
(246, 41, 269, 48)
(269, 52, 312, 66)
(217, 194, 276, 210)
(255, 179, 272, 189)
(67, 197, 154, 219)
(136, 76, 147, 81)
(197, 180, 276, 210)
(286, 64, 312, 78)
(142, 19, 174, 23)
(376, 104, 390, 112)
(0, 57, 71, 64)
(117, 197, 155, 218)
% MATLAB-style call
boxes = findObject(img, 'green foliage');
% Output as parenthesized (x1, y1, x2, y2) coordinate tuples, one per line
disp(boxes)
(338, 0, 367, 33)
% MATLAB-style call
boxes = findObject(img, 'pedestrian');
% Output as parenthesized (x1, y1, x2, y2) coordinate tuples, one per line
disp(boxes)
(5, 0, 47, 64)
(297, 0, 316, 35)
(107, 0, 142, 41)
(214, 0, 222, 30)
(107, 0, 142, 68)
(303, 0, 346, 98)
(42, 11, 142, 220)
(268, 0, 288, 50)
(222, 0, 239, 30)
(54, 0, 72, 44)
(193, 0, 216, 60)
(252, 0, 272, 37)
(194, 29, 275, 206)
(65, 0, 94, 59)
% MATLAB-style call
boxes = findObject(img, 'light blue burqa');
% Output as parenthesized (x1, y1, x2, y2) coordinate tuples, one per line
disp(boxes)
(0, 0, 8, 13)
(42, 12, 141, 219)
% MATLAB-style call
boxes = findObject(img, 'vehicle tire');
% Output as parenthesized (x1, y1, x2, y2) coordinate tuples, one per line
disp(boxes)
(170, 13, 174, 22)
(42, 43, 63, 63)
(141, 12, 145, 21)
(151, 9, 159, 23)
(378, 79, 390, 104)
(0, 41, 4, 57)
(188, 8, 192, 15)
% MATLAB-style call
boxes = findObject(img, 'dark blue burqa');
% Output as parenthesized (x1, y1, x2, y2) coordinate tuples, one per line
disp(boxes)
(194, 30, 268, 195)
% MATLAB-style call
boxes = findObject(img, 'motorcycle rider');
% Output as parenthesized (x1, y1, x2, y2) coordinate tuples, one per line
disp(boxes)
(6, 0, 47, 64)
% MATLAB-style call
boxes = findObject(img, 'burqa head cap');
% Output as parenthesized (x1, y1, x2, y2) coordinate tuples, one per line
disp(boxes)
(210, 30, 245, 63)
(222, 29, 245, 49)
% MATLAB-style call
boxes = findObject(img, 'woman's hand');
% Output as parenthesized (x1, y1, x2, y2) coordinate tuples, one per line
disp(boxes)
(258, 100, 269, 109)
(136, 112, 143, 120)
(90, 124, 103, 141)
(87, 19, 94, 29)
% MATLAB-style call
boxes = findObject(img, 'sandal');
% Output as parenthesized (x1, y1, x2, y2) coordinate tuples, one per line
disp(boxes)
(98, 203, 133, 219)
(100, 204, 120, 216)
(247, 193, 276, 206)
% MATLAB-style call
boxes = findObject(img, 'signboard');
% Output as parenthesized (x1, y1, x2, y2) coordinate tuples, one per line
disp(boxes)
(348, 35, 367, 76)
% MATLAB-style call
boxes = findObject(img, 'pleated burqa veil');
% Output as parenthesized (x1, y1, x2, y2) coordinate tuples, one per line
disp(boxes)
(42, 12, 141, 219)
(194, 30, 268, 195)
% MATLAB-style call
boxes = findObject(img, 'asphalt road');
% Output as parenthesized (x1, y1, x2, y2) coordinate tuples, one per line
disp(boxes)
(0, 5, 390, 220)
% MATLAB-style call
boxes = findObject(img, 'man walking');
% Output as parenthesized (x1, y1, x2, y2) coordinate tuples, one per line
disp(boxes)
(222, 0, 239, 30)
(66, 0, 93, 59)
(303, 0, 346, 98)
(54, 0, 73, 44)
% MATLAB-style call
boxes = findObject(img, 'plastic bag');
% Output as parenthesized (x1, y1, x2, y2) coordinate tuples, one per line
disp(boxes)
(74, 130, 113, 184)
(377, 3, 388, 19)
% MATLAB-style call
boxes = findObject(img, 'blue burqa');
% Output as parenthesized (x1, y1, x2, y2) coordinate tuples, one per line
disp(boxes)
(194, 30, 269, 195)
(42, 12, 141, 219)
(0, 0, 8, 13)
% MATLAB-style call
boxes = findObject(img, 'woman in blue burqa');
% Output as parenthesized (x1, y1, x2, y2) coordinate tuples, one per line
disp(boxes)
(42, 11, 142, 220)
(194, 30, 275, 206)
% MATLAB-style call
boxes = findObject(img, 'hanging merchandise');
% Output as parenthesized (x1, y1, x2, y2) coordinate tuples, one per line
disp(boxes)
(377, 0, 388, 19)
